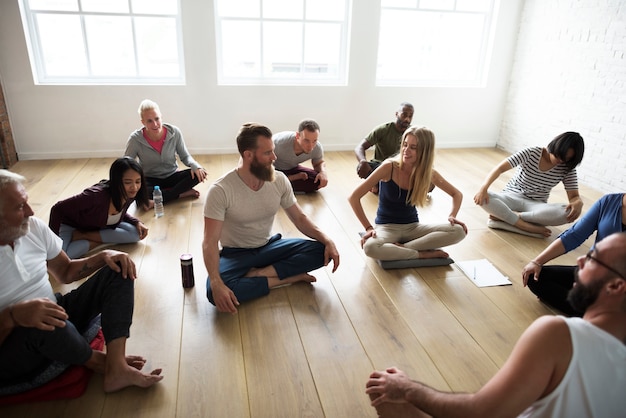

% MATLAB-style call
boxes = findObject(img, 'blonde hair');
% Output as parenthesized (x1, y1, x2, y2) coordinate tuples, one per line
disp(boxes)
(394, 126, 435, 207)
(138, 99, 160, 118)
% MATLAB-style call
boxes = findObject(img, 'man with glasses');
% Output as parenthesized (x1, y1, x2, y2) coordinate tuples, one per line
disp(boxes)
(366, 232, 626, 417)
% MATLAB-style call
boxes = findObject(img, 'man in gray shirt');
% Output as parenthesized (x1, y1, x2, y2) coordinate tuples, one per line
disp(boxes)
(202, 123, 340, 313)
(272, 119, 327, 193)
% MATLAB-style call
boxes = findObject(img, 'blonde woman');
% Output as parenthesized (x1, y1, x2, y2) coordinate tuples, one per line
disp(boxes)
(349, 127, 467, 261)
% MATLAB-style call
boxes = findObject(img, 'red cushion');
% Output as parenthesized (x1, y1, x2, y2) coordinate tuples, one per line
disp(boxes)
(0, 329, 104, 405)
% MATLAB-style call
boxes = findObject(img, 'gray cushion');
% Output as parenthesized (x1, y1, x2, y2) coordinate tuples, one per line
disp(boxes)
(377, 257, 454, 270)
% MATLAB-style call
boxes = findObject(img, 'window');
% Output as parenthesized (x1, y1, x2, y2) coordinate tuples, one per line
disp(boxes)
(377, 0, 499, 87)
(214, 0, 351, 86)
(19, 0, 184, 85)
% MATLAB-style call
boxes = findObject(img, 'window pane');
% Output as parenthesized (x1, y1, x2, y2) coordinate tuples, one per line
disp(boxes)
(36, 14, 88, 76)
(306, 0, 345, 21)
(221, 20, 261, 77)
(81, 0, 128, 13)
(304, 23, 340, 75)
(457, 0, 492, 12)
(84, 16, 135, 76)
(29, 0, 77, 11)
(132, 0, 178, 15)
(135, 17, 180, 77)
(263, 21, 302, 77)
(420, 0, 454, 10)
(263, 0, 302, 19)
(381, 0, 416, 8)
(216, 0, 259, 18)
(377, 10, 484, 82)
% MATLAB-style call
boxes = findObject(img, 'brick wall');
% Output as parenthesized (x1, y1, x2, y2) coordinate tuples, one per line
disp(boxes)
(0, 78, 18, 168)
(499, 0, 626, 193)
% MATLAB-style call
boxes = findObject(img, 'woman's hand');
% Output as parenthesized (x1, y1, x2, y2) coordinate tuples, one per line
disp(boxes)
(565, 197, 583, 222)
(473, 188, 489, 205)
(361, 228, 376, 248)
(136, 221, 149, 240)
(192, 167, 208, 182)
(448, 216, 468, 234)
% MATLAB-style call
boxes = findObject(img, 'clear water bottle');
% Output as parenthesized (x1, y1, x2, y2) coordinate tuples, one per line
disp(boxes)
(153, 185, 164, 218)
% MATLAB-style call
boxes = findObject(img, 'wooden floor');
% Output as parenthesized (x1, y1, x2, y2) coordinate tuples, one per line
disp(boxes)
(1, 149, 603, 418)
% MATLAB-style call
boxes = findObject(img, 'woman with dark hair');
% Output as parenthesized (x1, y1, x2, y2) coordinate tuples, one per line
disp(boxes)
(349, 126, 467, 261)
(474, 132, 585, 237)
(49, 157, 149, 258)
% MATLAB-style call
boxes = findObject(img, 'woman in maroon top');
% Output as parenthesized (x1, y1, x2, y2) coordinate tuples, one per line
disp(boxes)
(49, 157, 149, 258)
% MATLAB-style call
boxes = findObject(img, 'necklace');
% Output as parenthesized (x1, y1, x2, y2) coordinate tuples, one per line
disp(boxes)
(236, 168, 263, 191)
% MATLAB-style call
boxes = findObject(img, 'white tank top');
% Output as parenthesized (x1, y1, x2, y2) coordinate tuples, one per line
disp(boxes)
(518, 317, 626, 418)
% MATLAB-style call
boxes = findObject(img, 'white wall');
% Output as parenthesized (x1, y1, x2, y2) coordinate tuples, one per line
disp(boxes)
(499, 0, 626, 193)
(0, 1, 524, 160)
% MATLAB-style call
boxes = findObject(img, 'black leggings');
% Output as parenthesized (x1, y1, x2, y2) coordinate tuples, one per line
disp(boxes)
(527, 265, 582, 317)
(147, 169, 199, 203)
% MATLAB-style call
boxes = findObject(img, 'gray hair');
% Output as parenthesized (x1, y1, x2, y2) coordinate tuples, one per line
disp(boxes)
(0, 169, 26, 213)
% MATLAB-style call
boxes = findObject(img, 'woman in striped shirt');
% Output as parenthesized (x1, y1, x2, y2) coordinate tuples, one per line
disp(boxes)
(473, 132, 585, 237)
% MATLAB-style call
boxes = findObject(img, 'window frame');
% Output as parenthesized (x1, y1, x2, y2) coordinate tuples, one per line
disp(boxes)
(18, 0, 186, 85)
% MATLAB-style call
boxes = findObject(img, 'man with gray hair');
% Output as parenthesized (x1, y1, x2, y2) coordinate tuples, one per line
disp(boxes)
(0, 169, 163, 393)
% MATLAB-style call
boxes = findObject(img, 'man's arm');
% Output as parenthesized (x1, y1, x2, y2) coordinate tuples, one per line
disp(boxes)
(284, 203, 339, 272)
(354, 138, 372, 163)
(366, 316, 570, 418)
(312, 159, 328, 188)
(47, 249, 137, 284)
(202, 217, 239, 313)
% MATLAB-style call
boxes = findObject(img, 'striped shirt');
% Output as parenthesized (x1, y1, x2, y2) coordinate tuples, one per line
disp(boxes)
(503, 147, 578, 202)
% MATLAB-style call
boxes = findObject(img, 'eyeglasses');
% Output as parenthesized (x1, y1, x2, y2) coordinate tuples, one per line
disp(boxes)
(585, 250, 625, 279)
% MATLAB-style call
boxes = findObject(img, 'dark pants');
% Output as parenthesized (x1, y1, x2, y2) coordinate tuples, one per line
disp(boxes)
(278, 165, 321, 193)
(527, 265, 582, 317)
(147, 169, 199, 203)
(0, 266, 134, 385)
(206, 234, 325, 305)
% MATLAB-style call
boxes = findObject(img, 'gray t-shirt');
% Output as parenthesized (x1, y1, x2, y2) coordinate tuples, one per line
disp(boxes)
(272, 131, 324, 171)
(203, 169, 297, 248)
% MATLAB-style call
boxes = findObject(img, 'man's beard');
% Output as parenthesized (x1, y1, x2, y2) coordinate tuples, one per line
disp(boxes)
(0, 220, 29, 243)
(250, 157, 275, 182)
(566, 267, 606, 314)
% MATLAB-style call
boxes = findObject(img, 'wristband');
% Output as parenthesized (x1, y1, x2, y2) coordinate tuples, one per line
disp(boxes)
(365, 226, 374, 231)
(530, 260, 543, 267)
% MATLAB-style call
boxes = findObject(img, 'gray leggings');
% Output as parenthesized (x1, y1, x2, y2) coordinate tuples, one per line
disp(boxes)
(60, 222, 140, 259)
(481, 191, 569, 226)
(364, 222, 466, 260)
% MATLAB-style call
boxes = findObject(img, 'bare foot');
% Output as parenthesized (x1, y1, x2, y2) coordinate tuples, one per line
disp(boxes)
(268, 273, 317, 289)
(417, 249, 449, 259)
(179, 189, 200, 199)
(515, 219, 551, 237)
(103, 365, 163, 393)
